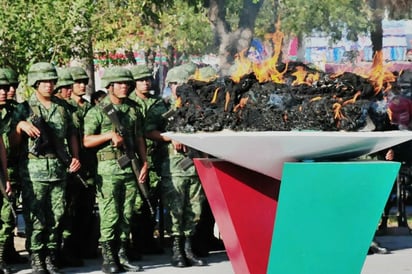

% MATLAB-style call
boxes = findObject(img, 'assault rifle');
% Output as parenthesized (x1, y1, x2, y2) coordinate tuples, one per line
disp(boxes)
(0, 165, 17, 219)
(102, 104, 155, 217)
(30, 115, 88, 188)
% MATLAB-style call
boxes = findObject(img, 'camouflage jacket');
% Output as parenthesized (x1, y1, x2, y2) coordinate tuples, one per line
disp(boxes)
(83, 95, 144, 157)
(145, 98, 197, 177)
(11, 93, 75, 181)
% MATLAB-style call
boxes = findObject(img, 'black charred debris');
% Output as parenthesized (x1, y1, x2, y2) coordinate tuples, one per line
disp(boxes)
(166, 62, 412, 133)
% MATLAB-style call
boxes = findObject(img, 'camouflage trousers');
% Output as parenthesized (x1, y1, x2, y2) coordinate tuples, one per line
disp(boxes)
(161, 175, 205, 237)
(22, 180, 66, 252)
(0, 195, 14, 244)
(96, 163, 137, 243)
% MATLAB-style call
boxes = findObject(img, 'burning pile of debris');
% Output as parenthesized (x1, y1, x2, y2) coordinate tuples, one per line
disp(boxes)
(166, 52, 412, 133)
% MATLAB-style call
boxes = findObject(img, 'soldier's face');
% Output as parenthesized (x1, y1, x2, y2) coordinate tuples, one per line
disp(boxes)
(73, 79, 87, 96)
(135, 77, 151, 94)
(60, 85, 73, 99)
(7, 84, 16, 100)
(0, 85, 9, 105)
(112, 82, 129, 99)
(36, 80, 55, 98)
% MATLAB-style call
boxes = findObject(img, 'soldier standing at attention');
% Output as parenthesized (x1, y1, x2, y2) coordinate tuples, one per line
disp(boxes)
(2, 68, 28, 266)
(129, 64, 164, 257)
(58, 66, 98, 266)
(9, 62, 81, 274)
(145, 66, 206, 268)
(83, 67, 148, 273)
(0, 69, 13, 274)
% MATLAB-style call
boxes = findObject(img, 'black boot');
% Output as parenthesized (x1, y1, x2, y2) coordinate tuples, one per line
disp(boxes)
(45, 249, 63, 274)
(368, 241, 390, 255)
(0, 242, 11, 274)
(118, 241, 142, 272)
(171, 236, 187, 267)
(101, 241, 120, 274)
(31, 251, 48, 274)
(184, 237, 207, 266)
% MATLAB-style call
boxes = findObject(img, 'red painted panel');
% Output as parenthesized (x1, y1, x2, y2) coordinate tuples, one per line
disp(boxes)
(194, 159, 280, 274)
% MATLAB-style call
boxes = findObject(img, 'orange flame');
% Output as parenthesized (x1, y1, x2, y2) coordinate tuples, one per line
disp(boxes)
(211, 87, 221, 104)
(368, 51, 397, 94)
(230, 49, 253, 83)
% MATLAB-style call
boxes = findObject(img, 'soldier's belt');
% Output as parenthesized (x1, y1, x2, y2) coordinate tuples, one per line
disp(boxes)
(97, 150, 123, 161)
(28, 153, 57, 159)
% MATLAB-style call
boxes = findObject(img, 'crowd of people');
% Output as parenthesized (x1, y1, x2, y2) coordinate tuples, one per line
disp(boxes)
(0, 61, 224, 274)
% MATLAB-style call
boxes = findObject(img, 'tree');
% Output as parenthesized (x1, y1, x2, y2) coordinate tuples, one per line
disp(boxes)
(368, 0, 412, 56)
(0, 0, 94, 77)
(207, 0, 264, 75)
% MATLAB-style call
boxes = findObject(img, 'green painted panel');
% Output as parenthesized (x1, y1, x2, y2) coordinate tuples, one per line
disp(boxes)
(267, 161, 400, 274)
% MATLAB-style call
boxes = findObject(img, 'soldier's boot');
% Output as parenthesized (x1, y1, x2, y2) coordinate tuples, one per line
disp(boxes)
(118, 241, 142, 272)
(171, 236, 187, 267)
(45, 249, 63, 274)
(184, 237, 207, 267)
(101, 241, 120, 274)
(4, 236, 28, 264)
(31, 251, 48, 274)
(0, 242, 12, 274)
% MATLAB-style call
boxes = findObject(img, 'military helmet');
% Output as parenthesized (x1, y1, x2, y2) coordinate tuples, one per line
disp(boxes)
(54, 67, 74, 91)
(191, 66, 218, 82)
(3, 68, 18, 85)
(27, 62, 58, 87)
(100, 67, 133, 88)
(130, 65, 152, 80)
(70, 66, 89, 81)
(179, 62, 197, 76)
(0, 69, 10, 86)
(165, 66, 190, 85)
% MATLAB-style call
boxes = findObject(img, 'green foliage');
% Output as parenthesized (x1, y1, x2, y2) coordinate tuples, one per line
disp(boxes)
(0, 0, 94, 76)
(278, 0, 372, 42)
(92, 0, 212, 57)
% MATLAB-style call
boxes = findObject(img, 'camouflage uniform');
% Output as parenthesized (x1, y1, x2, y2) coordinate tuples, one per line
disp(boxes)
(145, 65, 206, 268)
(129, 64, 163, 255)
(1, 67, 28, 265)
(58, 66, 98, 264)
(0, 69, 13, 274)
(83, 67, 147, 273)
(10, 62, 79, 274)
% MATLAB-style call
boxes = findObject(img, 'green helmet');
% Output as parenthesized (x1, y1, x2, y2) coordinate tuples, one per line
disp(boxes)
(193, 66, 218, 82)
(165, 67, 190, 85)
(70, 66, 89, 81)
(54, 67, 74, 91)
(100, 67, 133, 88)
(3, 68, 18, 85)
(27, 62, 58, 87)
(0, 69, 10, 86)
(179, 62, 197, 76)
(130, 65, 152, 80)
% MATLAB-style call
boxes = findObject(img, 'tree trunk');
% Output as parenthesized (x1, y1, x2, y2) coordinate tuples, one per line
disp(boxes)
(208, 0, 264, 76)
(368, 0, 384, 58)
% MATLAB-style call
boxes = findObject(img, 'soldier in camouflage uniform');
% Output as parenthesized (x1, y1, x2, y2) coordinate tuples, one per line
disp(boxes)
(56, 66, 98, 266)
(9, 62, 81, 274)
(1, 67, 28, 266)
(83, 66, 148, 273)
(145, 66, 206, 268)
(0, 69, 13, 274)
(129, 64, 164, 256)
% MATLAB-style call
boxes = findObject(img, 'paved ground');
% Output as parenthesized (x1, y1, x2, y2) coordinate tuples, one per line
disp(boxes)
(8, 230, 412, 274)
